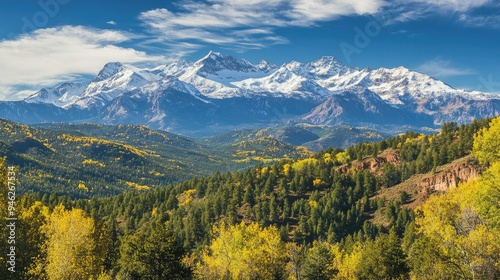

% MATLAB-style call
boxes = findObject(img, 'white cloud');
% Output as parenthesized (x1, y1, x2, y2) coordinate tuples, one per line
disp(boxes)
(288, 0, 384, 25)
(417, 58, 476, 78)
(107, 20, 117, 25)
(408, 0, 491, 12)
(139, 0, 386, 50)
(0, 26, 165, 100)
(375, 0, 495, 26)
(138, 0, 497, 53)
(458, 14, 500, 29)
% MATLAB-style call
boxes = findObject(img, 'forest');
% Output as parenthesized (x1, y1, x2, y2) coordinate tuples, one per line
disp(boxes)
(0, 120, 311, 198)
(1, 116, 500, 279)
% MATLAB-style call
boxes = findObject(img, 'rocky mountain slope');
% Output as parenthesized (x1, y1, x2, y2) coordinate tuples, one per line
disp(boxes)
(1, 51, 499, 136)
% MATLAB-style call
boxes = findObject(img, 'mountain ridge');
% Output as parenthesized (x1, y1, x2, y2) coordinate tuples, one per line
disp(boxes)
(2, 51, 499, 136)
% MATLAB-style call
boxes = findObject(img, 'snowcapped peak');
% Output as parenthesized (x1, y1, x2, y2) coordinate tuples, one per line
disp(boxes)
(306, 56, 349, 77)
(195, 51, 225, 66)
(137, 75, 210, 104)
(313, 56, 342, 65)
(205, 50, 223, 60)
(25, 82, 86, 106)
(193, 51, 256, 75)
(257, 60, 277, 72)
(392, 66, 411, 75)
(94, 62, 124, 82)
(284, 61, 304, 72)
(151, 59, 193, 77)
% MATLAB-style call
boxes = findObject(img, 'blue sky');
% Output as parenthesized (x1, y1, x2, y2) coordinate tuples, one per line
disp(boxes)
(1, 0, 500, 100)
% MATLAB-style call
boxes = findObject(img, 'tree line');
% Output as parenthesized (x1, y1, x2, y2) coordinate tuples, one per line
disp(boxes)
(1, 117, 499, 279)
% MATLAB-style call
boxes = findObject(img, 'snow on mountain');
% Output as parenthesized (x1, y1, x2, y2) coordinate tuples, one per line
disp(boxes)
(364, 67, 462, 105)
(6, 51, 500, 135)
(70, 62, 161, 109)
(25, 82, 86, 107)
(302, 86, 433, 126)
(257, 60, 276, 72)
(150, 60, 194, 78)
(305, 56, 350, 78)
(319, 66, 500, 106)
(100, 75, 214, 132)
(233, 62, 331, 99)
(178, 51, 277, 98)
(135, 76, 211, 104)
(232, 57, 350, 98)
(194, 51, 256, 75)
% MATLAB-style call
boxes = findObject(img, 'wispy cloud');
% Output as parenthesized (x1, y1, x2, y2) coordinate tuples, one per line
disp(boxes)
(417, 58, 476, 78)
(139, 0, 386, 51)
(409, 0, 491, 12)
(0, 26, 165, 100)
(138, 0, 497, 52)
(286, 0, 384, 25)
(375, 0, 495, 26)
(107, 20, 117, 26)
(458, 14, 500, 29)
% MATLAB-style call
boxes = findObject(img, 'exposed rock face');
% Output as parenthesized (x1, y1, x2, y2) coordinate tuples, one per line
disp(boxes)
(339, 151, 480, 197)
(418, 156, 480, 194)
(337, 150, 401, 173)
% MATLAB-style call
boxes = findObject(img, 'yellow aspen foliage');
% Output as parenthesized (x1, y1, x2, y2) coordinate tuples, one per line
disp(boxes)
(335, 243, 363, 280)
(323, 152, 333, 163)
(78, 182, 89, 192)
(42, 204, 108, 279)
(178, 189, 196, 206)
(469, 162, 500, 228)
(335, 151, 350, 164)
(292, 158, 318, 172)
(473, 117, 500, 165)
(261, 166, 269, 176)
(18, 201, 50, 278)
(308, 200, 318, 209)
(82, 159, 106, 168)
(411, 163, 500, 279)
(283, 163, 292, 177)
(125, 181, 150, 190)
(151, 207, 158, 217)
(313, 178, 325, 187)
(198, 222, 286, 279)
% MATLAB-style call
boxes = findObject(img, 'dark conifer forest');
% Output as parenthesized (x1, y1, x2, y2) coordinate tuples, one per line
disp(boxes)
(1, 117, 500, 279)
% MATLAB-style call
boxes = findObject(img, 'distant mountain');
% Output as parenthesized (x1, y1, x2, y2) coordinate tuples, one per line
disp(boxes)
(178, 51, 278, 99)
(302, 86, 434, 127)
(0, 101, 73, 123)
(201, 123, 391, 152)
(25, 82, 85, 107)
(2, 51, 499, 136)
(98, 76, 214, 133)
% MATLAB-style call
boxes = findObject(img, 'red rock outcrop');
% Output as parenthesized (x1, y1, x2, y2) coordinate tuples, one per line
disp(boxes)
(418, 156, 480, 194)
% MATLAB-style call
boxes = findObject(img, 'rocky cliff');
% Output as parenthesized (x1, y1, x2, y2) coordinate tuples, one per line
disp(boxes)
(417, 155, 480, 194)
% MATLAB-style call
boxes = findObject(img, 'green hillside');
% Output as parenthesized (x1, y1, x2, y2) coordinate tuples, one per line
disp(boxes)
(201, 124, 393, 152)
(0, 120, 310, 197)
(3, 117, 496, 279)
(2, 117, 499, 279)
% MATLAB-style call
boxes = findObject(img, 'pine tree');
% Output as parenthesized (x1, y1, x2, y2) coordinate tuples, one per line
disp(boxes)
(119, 223, 191, 279)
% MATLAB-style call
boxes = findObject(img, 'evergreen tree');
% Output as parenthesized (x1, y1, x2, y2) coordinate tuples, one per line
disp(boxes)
(119, 223, 191, 279)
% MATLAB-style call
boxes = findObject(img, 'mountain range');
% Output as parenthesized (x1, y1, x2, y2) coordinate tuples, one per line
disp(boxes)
(3, 51, 499, 136)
